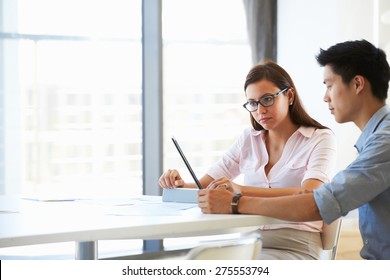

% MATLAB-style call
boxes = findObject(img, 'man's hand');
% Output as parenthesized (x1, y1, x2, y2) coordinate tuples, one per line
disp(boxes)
(198, 189, 233, 214)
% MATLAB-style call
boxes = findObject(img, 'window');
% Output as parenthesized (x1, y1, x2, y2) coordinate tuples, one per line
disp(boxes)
(0, 0, 142, 197)
(1, 0, 250, 197)
(0, 0, 251, 258)
(162, 0, 251, 182)
(162, 0, 251, 249)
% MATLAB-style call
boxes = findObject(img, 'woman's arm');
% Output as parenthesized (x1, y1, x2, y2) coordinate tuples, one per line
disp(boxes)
(159, 169, 214, 189)
(206, 129, 336, 197)
(240, 178, 323, 196)
(184, 174, 214, 189)
(207, 177, 323, 197)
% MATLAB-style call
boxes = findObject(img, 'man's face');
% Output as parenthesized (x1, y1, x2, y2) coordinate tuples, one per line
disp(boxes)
(323, 65, 357, 124)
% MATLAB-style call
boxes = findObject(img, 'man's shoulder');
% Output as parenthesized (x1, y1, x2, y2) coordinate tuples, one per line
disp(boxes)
(364, 106, 390, 135)
(375, 110, 390, 132)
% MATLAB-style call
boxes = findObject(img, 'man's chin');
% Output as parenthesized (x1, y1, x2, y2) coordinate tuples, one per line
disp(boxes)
(334, 115, 349, 124)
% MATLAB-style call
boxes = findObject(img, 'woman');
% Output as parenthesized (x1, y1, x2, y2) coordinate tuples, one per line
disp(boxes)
(159, 61, 336, 259)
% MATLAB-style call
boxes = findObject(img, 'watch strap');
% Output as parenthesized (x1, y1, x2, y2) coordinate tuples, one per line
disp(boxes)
(231, 192, 242, 214)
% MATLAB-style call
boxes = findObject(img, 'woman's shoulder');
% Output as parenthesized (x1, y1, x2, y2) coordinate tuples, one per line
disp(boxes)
(299, 126, 334, 136)
(310, 127, 336, 148)
(313, 127, 335, 137)
(242, 126, 263, 137)
(297, 127, 336, 146)
(236, 127, 264, 145)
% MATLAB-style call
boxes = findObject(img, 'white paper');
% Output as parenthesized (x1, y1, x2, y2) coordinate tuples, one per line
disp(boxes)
(106, 202, 197, 216)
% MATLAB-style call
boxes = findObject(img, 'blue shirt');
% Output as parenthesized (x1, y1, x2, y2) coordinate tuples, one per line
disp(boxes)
(314, 105, 390, 260)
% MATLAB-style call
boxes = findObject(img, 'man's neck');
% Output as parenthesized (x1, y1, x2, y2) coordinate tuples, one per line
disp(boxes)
(354, 101, 386, 131)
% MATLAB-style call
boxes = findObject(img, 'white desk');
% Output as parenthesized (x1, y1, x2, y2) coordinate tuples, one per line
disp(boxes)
(0, 196, 283, 260)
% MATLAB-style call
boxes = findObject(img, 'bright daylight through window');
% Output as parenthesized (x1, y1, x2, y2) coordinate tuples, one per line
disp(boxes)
(0, 0, 142, 197)
(0, 0, 250, 198)
(162, 0, 251, 185)
(162, 0, 251, 249)
(0, 0, 251, 259)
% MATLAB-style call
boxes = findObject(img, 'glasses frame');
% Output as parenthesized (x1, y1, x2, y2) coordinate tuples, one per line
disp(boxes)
(243, 87, 289, 112)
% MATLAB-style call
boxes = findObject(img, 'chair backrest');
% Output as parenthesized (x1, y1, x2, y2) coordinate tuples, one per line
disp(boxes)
(320, 218, 342, 260)
(184, 232, 262, 260)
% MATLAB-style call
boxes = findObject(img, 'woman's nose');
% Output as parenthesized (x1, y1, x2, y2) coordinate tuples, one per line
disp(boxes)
(257, 104, 267, 114)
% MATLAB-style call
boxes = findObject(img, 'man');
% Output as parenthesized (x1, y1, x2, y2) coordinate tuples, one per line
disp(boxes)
(198, 39, 390, 260)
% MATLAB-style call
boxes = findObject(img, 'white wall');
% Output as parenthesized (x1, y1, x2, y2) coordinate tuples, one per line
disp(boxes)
(277, 0, 378, 172)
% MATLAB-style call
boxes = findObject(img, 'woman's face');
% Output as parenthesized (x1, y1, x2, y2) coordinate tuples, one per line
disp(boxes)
(245, 80, 292, 131)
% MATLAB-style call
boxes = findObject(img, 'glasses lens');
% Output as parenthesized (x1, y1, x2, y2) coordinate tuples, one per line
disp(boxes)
(259, 96, 274, 107)
(245, 101, 258, 112)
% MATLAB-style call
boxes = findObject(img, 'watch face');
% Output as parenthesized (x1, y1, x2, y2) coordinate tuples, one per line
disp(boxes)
(233, 193, 242, 201)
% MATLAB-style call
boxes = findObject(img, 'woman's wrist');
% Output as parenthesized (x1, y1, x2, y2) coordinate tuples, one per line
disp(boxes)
(182, 183, 198, 189)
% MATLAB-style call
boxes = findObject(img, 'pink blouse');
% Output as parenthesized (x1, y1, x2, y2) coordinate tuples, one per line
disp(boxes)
(207, 126, 337, 232)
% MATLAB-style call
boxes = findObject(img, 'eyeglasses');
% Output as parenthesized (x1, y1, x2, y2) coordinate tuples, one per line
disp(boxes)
(243, 87, 289, 112)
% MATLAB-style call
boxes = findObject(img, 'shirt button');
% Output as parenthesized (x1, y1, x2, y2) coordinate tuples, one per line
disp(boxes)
(364, 239, 369, 245)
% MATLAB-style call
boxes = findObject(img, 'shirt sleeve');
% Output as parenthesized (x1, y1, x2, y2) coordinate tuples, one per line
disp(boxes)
(303, 129, 337, 184)
(314, 132, 390, 224)
(206, 129, 248, 180)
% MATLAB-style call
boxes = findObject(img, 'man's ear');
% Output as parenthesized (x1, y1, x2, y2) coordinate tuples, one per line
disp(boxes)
(353, 75, 365, 94)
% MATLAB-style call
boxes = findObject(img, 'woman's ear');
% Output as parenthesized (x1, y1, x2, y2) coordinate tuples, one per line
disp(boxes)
(288, 88, 295, 104)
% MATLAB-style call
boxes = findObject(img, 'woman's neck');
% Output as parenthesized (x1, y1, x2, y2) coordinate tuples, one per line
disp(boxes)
(266, 121, 299, 145)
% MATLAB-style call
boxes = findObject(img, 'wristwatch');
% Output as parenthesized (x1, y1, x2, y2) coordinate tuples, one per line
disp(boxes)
(231, 192, 242, 214)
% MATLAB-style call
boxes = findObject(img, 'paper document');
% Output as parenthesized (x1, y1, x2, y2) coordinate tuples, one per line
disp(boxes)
(0, 196, 20, 214)
(106, 201, 197, 216)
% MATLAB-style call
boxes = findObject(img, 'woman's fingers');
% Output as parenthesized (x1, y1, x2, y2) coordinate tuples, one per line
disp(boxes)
(206, 177, 232, 191)
(159, 169, 183, 188)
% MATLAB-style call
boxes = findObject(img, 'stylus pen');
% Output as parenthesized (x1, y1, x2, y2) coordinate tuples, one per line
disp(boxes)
(171, 137, 203, 189)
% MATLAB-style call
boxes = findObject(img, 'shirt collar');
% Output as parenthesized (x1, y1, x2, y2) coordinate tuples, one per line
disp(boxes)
(297, 126, 316, 138)
(355, 105, 390, 152)
(250, 126, 316, 138)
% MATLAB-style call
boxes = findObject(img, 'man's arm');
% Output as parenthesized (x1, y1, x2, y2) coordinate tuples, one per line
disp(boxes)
(198, 189, 322, 222)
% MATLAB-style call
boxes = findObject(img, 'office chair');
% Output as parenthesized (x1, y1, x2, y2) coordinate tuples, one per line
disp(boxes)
(184, 232, 262, 260)
(320, 218, 342, 260)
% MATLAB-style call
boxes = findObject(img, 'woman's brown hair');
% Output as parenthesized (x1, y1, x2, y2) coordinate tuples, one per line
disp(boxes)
(244, 61, 327, 131)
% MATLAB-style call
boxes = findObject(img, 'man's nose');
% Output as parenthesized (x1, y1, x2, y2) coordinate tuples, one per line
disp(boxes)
(323, 91, 330, 103)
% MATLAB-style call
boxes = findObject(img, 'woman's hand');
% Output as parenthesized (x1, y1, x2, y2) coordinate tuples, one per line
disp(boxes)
(206, 177, 241, 193)
(159, 169, 185, 188)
